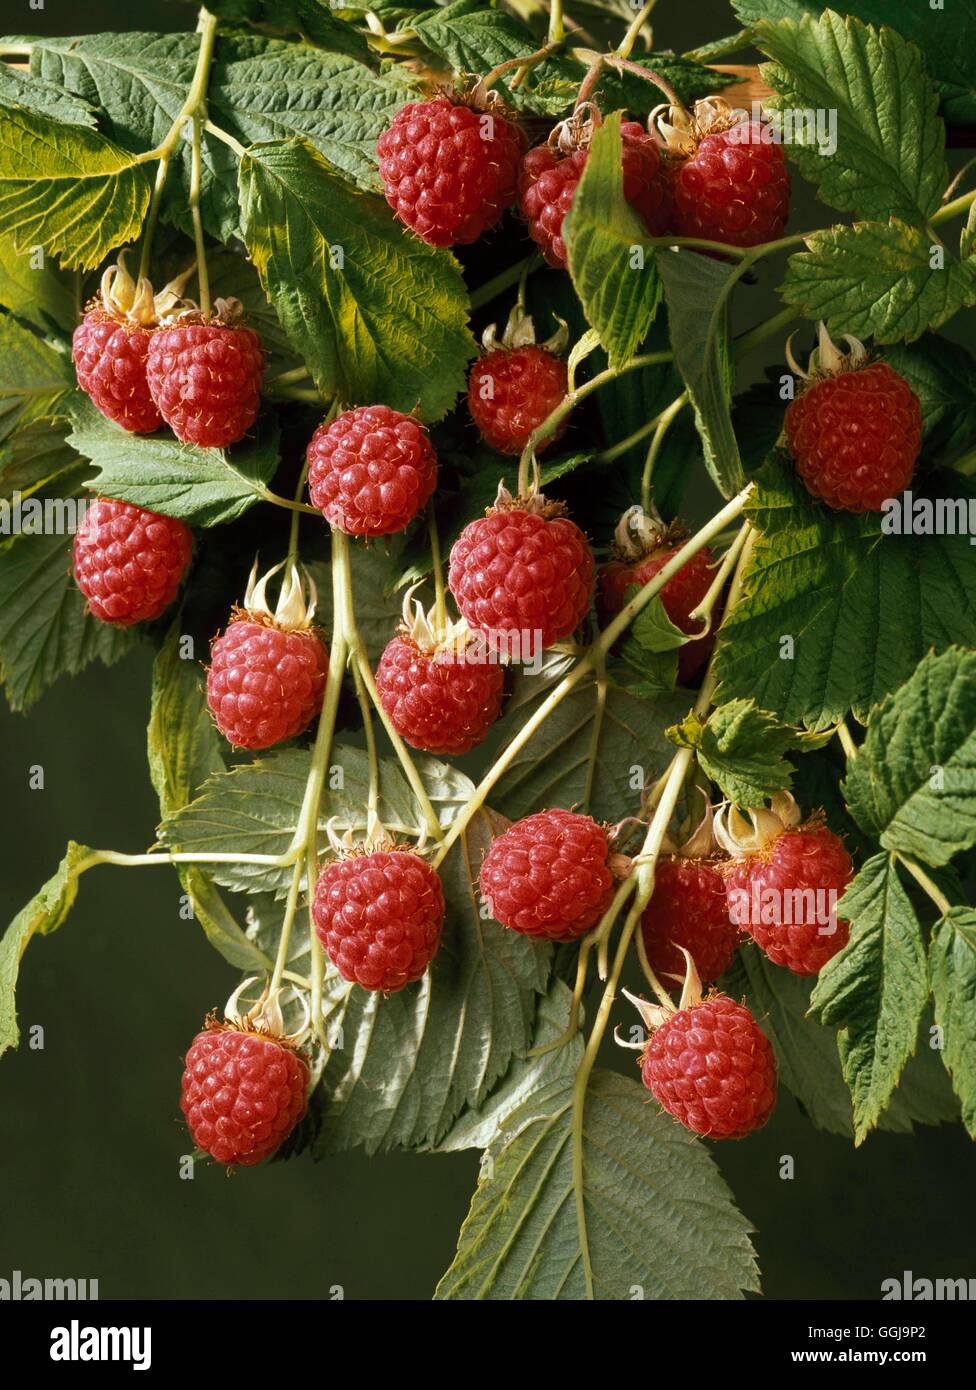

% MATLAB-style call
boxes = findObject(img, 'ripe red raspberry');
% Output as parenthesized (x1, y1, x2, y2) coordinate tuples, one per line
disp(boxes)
(72, 309, 161, 433)
(377, 97, 524, 247)
(180, 1019, 309, 1166)
(307, 405, 438, 537)
(468, 345, 567, 456)
(639, 993, 777, 1139)
(73, 497, 192, 626)
(669, 120, 790, 249)
(597, 541, 715, 683)
(375, 634, 504, 756)
(785, 361, 922, 512)
(517, 122, 670, 269)
(146, 312, 263, 449)
(723, 823, 853, 976)
(641, 857, 739, 984)
(313, 849, 445, 992)
(448, 501, 594, 658)
(479, 808, 614, 941)
(207, 620, 327, 750)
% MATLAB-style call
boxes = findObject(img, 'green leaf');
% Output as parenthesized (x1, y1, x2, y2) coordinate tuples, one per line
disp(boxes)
(312, 537, 405, 664)
(0, 103, 150, 271)
(0, 423, 81, 501)
(147, 621, 271, 972)
(884, 335, 976, 469)
(411, 0, 534, 81)
(202, 0, 373, 62)
(239, 137, 473, 420)
(733, 1, 976, 126)
(0, 314, 75, 443)
(436, 1068, 758, 1299)
(725, 942, 959, 1137)
(756, 10, 945, 222)
(589, 54, 735, 114)
(157, 744, 473, 898)
(842, 648, 976, 868)
(781, 220, 976, 345)
(312, 806, 550, 1153)
(667, 698, 802, 806)
(714, 456, 976, 728)
(65, 396, 281, 527)
(29, 31, 396, 244)
(0, 841, 90, 1056)
(0, 57, 97, 127)
(656, 250, 744, 497)
(0, 469, 135, 713)
(930, 907, 976, 1136)
(475, 664, 689, 823)
(810, 854, 929, 1144)
(0, 235, 77, 335)
(563, 113, 661, 367)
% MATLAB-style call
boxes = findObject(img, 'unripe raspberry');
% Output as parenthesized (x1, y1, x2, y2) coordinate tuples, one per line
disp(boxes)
(479, 808, 614, 941)
(468, 345, 567, 456)
(639, 993, 777, 1139)
(642, 856, 740, 984)
(313, 848, 445, 992)
(180, 1018, 309, 1166)
(307, 405, 438, 537)
(73, 310, 161, 433)
(716, 794, 853, 976)
(377, 97, 524, 247)
(206, 562, 328, 750)
(73, 497, 192, 626)
(518, 121, 671, 269)
(786, 358, 921, 513)
(661, 101, 790, 249)
(375, 634, 504, 756)
(448, 496, 594, 659)
(146, 306, 264, 449)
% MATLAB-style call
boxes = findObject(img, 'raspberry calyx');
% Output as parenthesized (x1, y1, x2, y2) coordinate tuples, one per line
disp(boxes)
(468, 303, 570, 457)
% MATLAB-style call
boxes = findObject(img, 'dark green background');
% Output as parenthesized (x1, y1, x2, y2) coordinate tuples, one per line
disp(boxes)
(1, 0, 974, 1301)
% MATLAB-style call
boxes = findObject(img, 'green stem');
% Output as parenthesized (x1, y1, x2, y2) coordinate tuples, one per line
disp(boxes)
(931, 188, 976, 225)
(640, 391, 688, 510)
(268, 857, 305, 994)
(137, 157, 171, 282)
(286, 460, 310, 566)
(351, 658, 381, 835)
(75, 847, 299, 873)
(735, 305, 798, 355)
(581, 650, 607, 817)
(204, 118, 246, 159)
(595, 390, 686, 466)
(469, 255, 539, 312)
(189, 114, 210, 317)
(428, 508, 448, 632)
(548, 0, 564, 44)
(615, 0, 658, 60)
(482, 39, 564, 90)
(835, 718, 859, 762)
(684, 28, 753, 62)
(896, 854, 953, 918)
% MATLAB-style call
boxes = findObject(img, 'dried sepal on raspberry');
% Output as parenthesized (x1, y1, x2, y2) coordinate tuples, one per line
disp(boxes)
(469, 303, 569, 457)
(146, 294, 264, 449)
(639, 798, 741, 986)
(652, 95, 790, 249)
(72, 251, 167, 434)
(206, 560, 329, 750)
(617, 950, 778, 1140)
(448, 480, 595, 659)
(596, 504, 715, 682)
(179, 978, 311, 1168)
(716, 793, 854, 977)
(312, 820, 446, 993)
(375, 583, 505, 756)
(784, 322, 922, 513)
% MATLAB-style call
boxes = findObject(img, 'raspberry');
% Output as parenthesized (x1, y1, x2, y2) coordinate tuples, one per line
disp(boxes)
(468, 345, 567, 456)
(72, 309, 161, 433)
(639, 994, 777, 1139)
(448, 503, 594, 658)
(785, 361, 922, 513)
(73, 497, 192, 626)
(669, 121, 790, 249)
(207, 618, 328, 750)
(641, 857, 740, 984)
(479, 808, 614, 941)
(146, 315, 264, 449)
(312, 849, 445, 992)
(723, 823, 853, 976)
(180, 1019, 309, 1167)
(307, 405, 438, 537)
(375, 634, 504, 756)
(597, 542, 715, 683)
(517, 123, 670, 269)
(377, 97, 524, 247)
